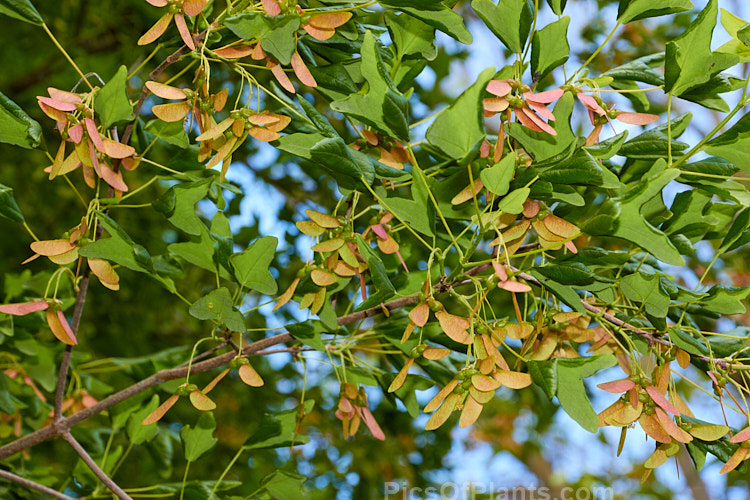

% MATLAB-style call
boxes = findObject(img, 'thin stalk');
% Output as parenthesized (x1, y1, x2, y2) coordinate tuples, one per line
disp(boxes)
(42, 24, 93, 90)
(569, 22, 621, 84)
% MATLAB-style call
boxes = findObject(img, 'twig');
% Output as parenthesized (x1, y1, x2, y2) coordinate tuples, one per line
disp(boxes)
(514, 270, 734, 370)
(0, 469, 74, 500)
(54, 266, 92, 421)
(121, 30, 208, 147)
(254, 346, 315, 356)
(176, 341, 229, 369)
(62, 432, 132, 500)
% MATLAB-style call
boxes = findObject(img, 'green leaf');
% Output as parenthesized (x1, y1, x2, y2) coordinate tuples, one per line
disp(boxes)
(704, 112, 750, 174)
(274, 133, 378, 185)
(618, 114, 690, 160)
(181, 412, 218, 462)
(154, 179, 212, 236)
(584, 131, 629, 159)
(480, 152, 515, 196)
(701, 286, 750, 315)
(309, 137, 375, 185)
(544, 0, 567, 15)
(126, 395, 160, 445)
(471, 0, 533, 54)
(331, 31, 409, 142)
(617, 0, 693, 24)
(678, 72, 739, 112)
(287, 320, 327, 352)
(738, 24, 750, 46)
(602, 53, 665, 86)
(260, 470, 307, 499)
(95, 66, 135, 129)
(211, 212, 233, 272)
(664, 0, 738, 97)
(496, 187, 530, 215)
(719, 208, 750, 251)
(223, 13, 300, 65)
(604, 162, 685, 265)
(535, 262, 596, 286)
(530, 355, 617, 433)
(396, 6, 472, 44)
(620, 273, 671, 317)
(168, 227, 217, 273)
(717, 9, 750, 63)
(508, 92, 576, 162)
(539, 150, 616, 187)
(529, 270, 585, 313)
(379, 0, 444, 9)
(528, 358, 558, 399)
(244, 400, 314, 450)
(189, 287, 246, 332)
(0, 375, 16, 414)
(297, 96, 339, 139)
(663, 190, 718, 240)
(80, 211, 153, 272)
(0, 91, 41, 149)
(0, 184, 24, 222)
(230, 236, 278, 295)
(531, 16, 570, 79)
(355, 234, 397, 309)
(386, 11, 437, 61)
(144, 119, 189, 148)
(426, 67, 495, 160)
(556, 365, 607, 433)
(111, 396, 147, 431)
(686, 442, 707, 471)
(385, 165, 435, 237)
(0, 0, 42, 25)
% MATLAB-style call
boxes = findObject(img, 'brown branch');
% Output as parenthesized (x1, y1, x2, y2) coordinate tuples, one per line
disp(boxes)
(0, 333, 291, 461)
(514, 270, 734, 371)
(0, 469, 74, 500)
(54, 267, 92, 421)
(177, 341, 229, 369)
(0, 268, 478, 461)
(62, 432, 132, 500)
(255, 346, 316, 356)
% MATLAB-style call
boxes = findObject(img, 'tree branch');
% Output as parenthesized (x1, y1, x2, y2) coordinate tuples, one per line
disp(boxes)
(54, 266, 92, 421)
(4, 242, 740, 463)
(62, 432, 132, 500)
(176, 340, 230, 369)
(0, 333, 291, 460)
(514, 270, 734, 371)
(0, 469, 74, 500)
(255, 346, 315, 356)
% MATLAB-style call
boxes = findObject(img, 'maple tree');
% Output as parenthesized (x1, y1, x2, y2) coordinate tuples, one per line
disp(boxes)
(2, 0, 750, 498)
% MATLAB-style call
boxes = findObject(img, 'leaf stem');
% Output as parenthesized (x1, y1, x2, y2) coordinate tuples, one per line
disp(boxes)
(671, 77, 750, 169)
(42, 24, 93, 90)
(179, 461, 191, 500)
(209, 447, 246, 499)
(568, 22, 621, 84)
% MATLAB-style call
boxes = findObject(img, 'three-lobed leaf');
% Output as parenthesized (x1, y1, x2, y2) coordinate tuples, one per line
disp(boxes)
(230, 236, 278, 295)
(95, 66, 135, 129)
(181, 412, 218, 462)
